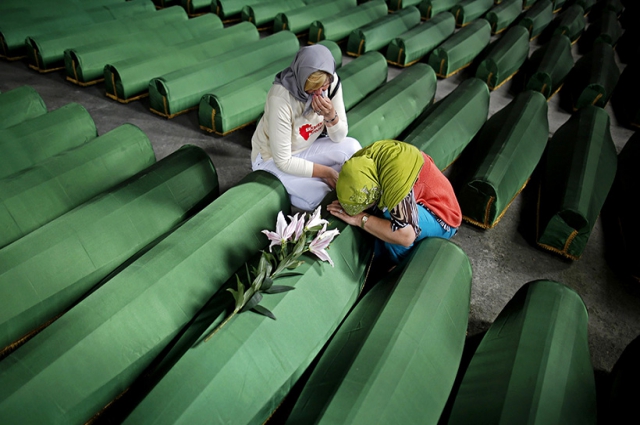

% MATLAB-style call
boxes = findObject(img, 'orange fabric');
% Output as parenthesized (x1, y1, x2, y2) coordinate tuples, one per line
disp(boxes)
(414, 152, 462, 228)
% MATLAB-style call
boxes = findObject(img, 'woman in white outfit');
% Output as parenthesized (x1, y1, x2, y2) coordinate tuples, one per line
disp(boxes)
(251, 44, 361, 211)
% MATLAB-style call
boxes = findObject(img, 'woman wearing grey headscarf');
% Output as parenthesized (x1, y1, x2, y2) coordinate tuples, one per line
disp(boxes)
(251, 44, 361, 211)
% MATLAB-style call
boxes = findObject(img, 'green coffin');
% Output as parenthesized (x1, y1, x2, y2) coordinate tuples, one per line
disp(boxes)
(607, 334, 640, 423)
(0, 171, 287, 424)
(386, 0, 421, 12)
(338, 51, 388, 111)
(522, 0, 539, 7)
(0, 103, 97, 180)
(347, 63, 437, 147)
(308, 0, 388, 43)
(346, 6, 421, 56)
(417, 0, 462, 19)
(386, 11, 455, 67)
(286, 238, 472, 425)
(104, 22, 255, 102)
(574, 0, 595, 12)
(525, 33, 573, 99)
(65, 12, 222, 85)
(536, 106, 617, 260)
(516, 0, 553, 40)
(212, 0, 263, 21)
(451, 0, 493, 26)
(476, 25, 530, 90)
(403, 77, 489, 170)
(447, 280, 596, 425)
(182, 0, 211, 16)
(486, 0, 523, 34)
(120, 222, 372, 425)
(242, 0, 306, 28)
(583, 10, 622, 47)
(149, 30, 299, 118)
(26, 6, 185, 72)
(552, 0, 565, 11)
(427, 18, 491, 78)
(273, 0, 357, 33)
(197, 40, 342, 136)
(0, 145, 219, 356)
(0, 124, 155, 249)
(553, 4, 585, 43)
(456, 90, 548, 229)
(0, 85, 46, 129)
(611, 60, 640, 128)
(562, 42, 619, 110)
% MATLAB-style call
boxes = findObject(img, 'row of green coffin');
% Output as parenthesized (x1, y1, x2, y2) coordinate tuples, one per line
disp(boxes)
(0, 0, 150, 59)
(0, 85, 47, 129)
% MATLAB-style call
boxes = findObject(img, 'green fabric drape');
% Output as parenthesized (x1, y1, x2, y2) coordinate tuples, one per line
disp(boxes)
(427, 18, 491, 78)
(338, 51, 388, 111)
(583, 10, 622, 48)
(197, 40, 341, 136)
(149, 31, 298, 118)
(0, 85, 46, 129)
(476, 25, 530, 90)
(273, 0, 357, 33)
(0, 103, 96, 180)
(286, 238, 472, 425)
(346, 6, 421, 56)
(517, 0, 553, 40)
(536, 106, 617, 260)
(456, 90, 548, 229)
(574, 0, 596, 12)
(553, 4, 585, 43)
(526, 33, 573, 99)
(447, 280, 596, 425)
(104, 22, 257, 102)
(0, 145, 219, 356)
(26, 5, 183, 72)
(404, 77, 490, 170)
(486, 0, 523, 34)
(417, 0, 462, 19)
(552, 0, 565, 11)
(451, 0, 493, 26)
(64, 12, 222, 85)
(212, 0, 263, 20)
(241, 0, 305, 28)
(0, 124, 155, 249)
(182, 0, 210, 16)
(120, 221, 372, 425)
(523, 0, 539, 7)
(308, 0, 388, 43)
(607, 334, 640, 423)
(386, 11, 455, 67)
(0, 171, 286, 425)
(347, 63, 437, 147)
(386, 0, 421, 12)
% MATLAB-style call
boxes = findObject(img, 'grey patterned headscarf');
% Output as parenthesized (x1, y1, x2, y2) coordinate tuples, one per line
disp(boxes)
(274, 44, 335, 116)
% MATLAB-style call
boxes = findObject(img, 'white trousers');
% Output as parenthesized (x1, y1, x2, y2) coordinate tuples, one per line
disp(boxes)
(252, 136, 361, 211)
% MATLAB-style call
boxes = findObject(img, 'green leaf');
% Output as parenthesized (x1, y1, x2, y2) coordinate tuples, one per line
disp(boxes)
(231, 275, 246, 311)
(286, 260, 305, 270)
(262, 276, 274, 291)
(264, 285, 295, 294)
(241, 292, 263, 312)
(252, 304, 276, 320)
(272, 271, 304, 278)
(293, 233, 307, 257)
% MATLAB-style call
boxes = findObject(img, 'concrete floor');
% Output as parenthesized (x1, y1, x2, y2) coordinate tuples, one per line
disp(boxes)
(1, 22, 639, 379)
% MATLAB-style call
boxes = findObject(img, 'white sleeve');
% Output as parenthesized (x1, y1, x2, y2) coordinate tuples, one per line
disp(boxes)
(326, 75, 348, 143)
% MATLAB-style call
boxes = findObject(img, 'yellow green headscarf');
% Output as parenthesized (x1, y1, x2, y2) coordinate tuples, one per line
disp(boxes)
(337, 140, 424, 216)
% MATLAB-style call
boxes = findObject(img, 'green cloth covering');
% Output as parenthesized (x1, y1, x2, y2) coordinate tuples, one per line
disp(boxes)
(553, 4, 585, 43)
(149, 31, 299, 118)
(417, 0, 462, 20)
(456, 90, 548, 229)
(386, 11, 455, 67)
(552, 0, 565, 12)
(182, 0, 211, 16)
(611, 59, 640, 128)
(120, 221, 372, 425)
(287, 237, 472, 425)
(516, 0, 553, 40)
(104, 22, 256, 102)
(523, 0, 539, 7)
(595, 0, 624, 15)
(486, 0, 523, 34)
(152, 0, 181, 6)
(26, 5, 184, 72)
(536, 106, 617, 260)
(0, 103, 97, 180)
(197, 40, 342, 135)
(347, 63, 437, 147)
(0, 171, 286, 424)
(0, 0, 155, 57)
(574, 0, 595, 12)
(0, 145, 220, 356)
(607, 335, 640, 422)
(404, 77, 489, 170)
(338, 51, 388, 111)
(346, 6, 421, 56)
(273, 0, 357, 33)
(583, 10, 622, 47)
(451, 0, 493, 26)
(525, 33, 573, 99)
(0, 124, 155, 249)
(476, 25, 530, 90)
(308, 0, 388, 43)
(212, 0, 263, 20)
(427, 18, 491, 78)
(447, 280, 596, 425)
(64, 12, 222, 85)
(0, 85, 47, 129)
(242, 0, 306, 28)
(563, 42, 619, 110)
(386, 0, 421, 12)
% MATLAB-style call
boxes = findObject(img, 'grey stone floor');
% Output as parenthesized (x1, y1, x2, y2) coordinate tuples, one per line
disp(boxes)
(1, 31, 638, 376)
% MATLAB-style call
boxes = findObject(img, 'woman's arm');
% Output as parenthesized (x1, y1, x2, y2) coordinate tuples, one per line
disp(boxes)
(311, 75, 348, 142)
